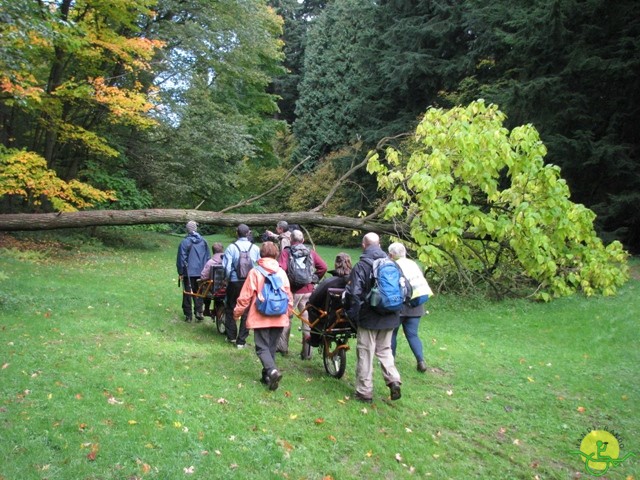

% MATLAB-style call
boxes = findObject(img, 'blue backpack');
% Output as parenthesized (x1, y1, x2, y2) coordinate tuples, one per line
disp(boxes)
(365, 258, 408, 313)
(254, 266, 289, 316)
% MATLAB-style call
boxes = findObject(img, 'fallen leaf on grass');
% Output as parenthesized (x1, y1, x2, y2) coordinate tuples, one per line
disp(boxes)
(513, 438, 521, 446)
(107, 396, 123, 405)
(217, 398, 228, 404)
(128, 420, 138, 425)
(395, 453, 402, 462)
(576, 406, 586, 413)
(183, 466, 195, 474)
(215, 450, 221, 456)
(527, 377, 535, 382)
(405, 427, 412, 433)
(328, 435, 336, 442)
(87, 452, 97, 461)
(446, 390, 453, 396)
(315, 418, 324, 424)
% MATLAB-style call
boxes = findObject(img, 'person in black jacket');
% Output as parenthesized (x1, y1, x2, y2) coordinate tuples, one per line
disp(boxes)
(176, 221, 210, 322)
(344, 233, 402, 403)
(306, 252, 352, 348)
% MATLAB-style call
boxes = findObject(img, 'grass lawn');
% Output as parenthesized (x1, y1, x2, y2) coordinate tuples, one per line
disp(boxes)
(0, 229, 638, 479)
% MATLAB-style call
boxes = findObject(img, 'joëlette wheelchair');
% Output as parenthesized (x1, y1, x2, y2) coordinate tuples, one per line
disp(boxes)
(184, 265, 226, 334)
(293, 288, 357, 378)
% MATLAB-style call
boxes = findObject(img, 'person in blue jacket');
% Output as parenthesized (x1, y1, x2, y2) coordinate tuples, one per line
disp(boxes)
(176, 221, 210, 322)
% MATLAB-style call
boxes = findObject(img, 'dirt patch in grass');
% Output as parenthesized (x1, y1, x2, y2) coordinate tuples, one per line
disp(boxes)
(0, 233, 67, 252)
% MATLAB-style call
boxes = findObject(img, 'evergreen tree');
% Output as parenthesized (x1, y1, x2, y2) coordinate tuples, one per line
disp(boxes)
(458, 0, 640, 251)
(293, 0, 377, 161)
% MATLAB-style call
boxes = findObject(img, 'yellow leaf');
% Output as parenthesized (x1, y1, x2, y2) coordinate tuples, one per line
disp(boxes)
(527, 377, 535, 382)
(366, 450, 373, 457)
(289, 414, 298, 420)
(128, 420, 138, 425)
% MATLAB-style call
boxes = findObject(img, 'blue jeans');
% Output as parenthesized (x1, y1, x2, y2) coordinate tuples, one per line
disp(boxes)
(391, 316, 424, 363)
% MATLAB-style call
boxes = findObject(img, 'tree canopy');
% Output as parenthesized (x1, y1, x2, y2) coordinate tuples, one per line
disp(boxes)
(0, 0, 635, 298)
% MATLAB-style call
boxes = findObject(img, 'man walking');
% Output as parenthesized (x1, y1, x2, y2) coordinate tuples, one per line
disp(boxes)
(278, 229, 327, 358)
(344, 232, 402, 403)
(176, 221, 210, 322)
(223, 224, 260, 348)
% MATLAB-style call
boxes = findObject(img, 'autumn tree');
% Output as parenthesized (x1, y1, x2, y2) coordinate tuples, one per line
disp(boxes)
(0, 0, 163, 211)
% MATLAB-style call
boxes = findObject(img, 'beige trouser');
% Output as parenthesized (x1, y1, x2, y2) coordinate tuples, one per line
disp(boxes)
(355, 327, 401, 399)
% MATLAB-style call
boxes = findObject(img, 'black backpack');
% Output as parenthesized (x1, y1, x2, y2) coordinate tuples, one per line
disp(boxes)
(286, 244, 315, 289)
(232, 242, 254, 280)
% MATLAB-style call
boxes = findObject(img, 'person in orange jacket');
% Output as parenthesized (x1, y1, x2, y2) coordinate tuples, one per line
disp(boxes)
(233, 241, 293, 391)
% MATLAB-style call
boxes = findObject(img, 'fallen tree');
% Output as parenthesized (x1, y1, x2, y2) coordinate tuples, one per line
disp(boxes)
(0, 209, 398, 236)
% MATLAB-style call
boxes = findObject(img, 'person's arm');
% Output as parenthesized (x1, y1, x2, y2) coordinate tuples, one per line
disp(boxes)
(177, 240, 188, 275)
(344, 262, 368, 320)
(278, 247, 289, 271)
(223, 245, 235, 280)
(200, 260, 211, 280)
(313, 251, 328, 280)
(233, 270, 258, 319)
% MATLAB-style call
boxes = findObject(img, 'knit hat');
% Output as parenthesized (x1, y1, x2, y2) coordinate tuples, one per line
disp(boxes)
(186, 221, 198, 233)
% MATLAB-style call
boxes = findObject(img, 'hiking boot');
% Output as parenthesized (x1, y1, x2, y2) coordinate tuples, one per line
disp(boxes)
(417, 360, 428, 372)
(195, 314, 204, 322)
(203, 309, 211, 317)
(236, 343, 247, 349)
(354, 392, 373, 404)
(184, 316, 192, 322)
(225, 338, 236, 345)
(267, 369, 282, 391)
(389, 382, 402, 401)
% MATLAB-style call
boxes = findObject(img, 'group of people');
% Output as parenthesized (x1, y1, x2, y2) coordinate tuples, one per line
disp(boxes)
(176, 221, 432, 400)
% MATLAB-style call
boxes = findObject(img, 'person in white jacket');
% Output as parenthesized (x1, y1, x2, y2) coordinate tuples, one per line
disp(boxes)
(388, 242, 433, 372)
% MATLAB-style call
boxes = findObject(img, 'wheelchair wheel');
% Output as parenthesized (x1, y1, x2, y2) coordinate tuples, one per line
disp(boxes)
(213, 303, 226, 335)
(323, 340, 347, 379)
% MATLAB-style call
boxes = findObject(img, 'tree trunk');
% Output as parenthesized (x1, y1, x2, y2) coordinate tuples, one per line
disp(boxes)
(0, 209, 401, 237)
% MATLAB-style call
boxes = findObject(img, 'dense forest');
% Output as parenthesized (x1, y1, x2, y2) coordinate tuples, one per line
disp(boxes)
(1, 0, 639, 254)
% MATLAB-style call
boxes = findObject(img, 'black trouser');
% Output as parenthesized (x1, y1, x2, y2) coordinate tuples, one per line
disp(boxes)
(254, 327, 284, 379)
(182, 276, 203, 319)
(225, 280, 249, 345)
